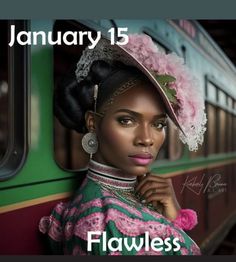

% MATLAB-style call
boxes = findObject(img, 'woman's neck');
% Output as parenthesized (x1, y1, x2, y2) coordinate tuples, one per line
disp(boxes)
(87, 159, 137, 189)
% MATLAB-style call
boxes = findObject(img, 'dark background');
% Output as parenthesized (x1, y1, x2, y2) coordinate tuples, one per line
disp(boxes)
(198, 20, 236, 66)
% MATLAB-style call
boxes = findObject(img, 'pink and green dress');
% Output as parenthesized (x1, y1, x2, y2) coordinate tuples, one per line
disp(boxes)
(39, 160, 201, 255)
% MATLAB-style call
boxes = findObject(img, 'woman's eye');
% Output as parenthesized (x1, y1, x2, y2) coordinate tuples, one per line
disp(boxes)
(117, 117, 135, 126)
(153, 122, 167, 130)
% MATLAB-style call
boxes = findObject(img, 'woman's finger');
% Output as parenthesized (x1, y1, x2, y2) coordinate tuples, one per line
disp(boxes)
(135, 175, 168, 192)
(145, 193, 171, 204)
(139, 184, 169, 198)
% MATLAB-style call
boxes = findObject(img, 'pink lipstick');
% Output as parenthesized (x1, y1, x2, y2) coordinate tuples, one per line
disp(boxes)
(128, 154, 153, 165)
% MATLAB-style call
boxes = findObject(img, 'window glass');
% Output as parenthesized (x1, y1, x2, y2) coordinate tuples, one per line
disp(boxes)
(0, 21, 9, 161)
(206, 103, 217, 155)
(218, 109, 226, 153)
(218, 90, 227, 107)
(53, 21, 89, 170)
(228, 97, 233, 109)
(207, 81, 217, 102)
(205, 80, 236, 155)
(226, 112, 233, 152)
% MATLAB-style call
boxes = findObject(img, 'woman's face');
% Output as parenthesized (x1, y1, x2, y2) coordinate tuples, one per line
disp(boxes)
(89, 82, 167, 176)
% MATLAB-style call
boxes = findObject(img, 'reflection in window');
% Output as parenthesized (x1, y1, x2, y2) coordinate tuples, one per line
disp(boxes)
(0, 21, 9, 161)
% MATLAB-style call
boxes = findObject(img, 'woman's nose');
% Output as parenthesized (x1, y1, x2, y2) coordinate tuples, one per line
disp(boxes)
(134, 125, 154, 147)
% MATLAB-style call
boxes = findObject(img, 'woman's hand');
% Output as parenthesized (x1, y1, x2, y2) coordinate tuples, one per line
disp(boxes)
(135, 173, 181, 220)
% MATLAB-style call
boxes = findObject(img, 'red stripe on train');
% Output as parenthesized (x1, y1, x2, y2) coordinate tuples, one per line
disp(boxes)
(0, 198, 68, 255)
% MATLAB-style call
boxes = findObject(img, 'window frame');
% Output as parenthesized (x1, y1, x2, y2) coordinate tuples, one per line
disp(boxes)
(205, 75, 236, 156)
(0, 20, 29, 181)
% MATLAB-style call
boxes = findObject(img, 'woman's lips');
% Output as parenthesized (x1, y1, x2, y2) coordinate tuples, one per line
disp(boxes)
(128, 154, 153, 165)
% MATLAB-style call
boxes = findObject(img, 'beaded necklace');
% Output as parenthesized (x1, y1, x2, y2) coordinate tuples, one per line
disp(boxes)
(87, 160, 163, 213)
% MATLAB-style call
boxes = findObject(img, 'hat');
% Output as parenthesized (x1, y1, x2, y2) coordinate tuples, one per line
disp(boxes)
(75, 24, 207, 152)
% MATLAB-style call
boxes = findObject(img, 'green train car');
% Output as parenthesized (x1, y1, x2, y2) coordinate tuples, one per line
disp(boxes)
(0, 19, 236, 255)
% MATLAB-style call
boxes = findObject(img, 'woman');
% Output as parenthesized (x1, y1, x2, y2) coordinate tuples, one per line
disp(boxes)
(39, 33, 206, 255)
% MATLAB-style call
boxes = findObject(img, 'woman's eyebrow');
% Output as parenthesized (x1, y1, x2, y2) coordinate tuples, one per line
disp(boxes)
(115, 109, 167, 119)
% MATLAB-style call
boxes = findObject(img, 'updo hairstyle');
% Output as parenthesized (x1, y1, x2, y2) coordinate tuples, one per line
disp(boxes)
(54, 60, 146, 133)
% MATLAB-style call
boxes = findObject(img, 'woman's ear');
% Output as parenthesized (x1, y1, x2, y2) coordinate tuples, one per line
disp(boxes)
(85, 111, 96, 132)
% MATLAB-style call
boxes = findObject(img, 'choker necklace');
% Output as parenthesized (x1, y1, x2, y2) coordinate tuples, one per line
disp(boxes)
(87, 160, 163, 213)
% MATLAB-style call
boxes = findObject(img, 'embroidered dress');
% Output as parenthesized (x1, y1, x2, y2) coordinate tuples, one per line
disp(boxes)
(39, 160, 201, 255)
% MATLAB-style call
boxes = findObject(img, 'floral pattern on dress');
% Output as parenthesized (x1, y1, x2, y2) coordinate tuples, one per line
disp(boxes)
(39, 160, 201, 255)
(74, 212, 106, 240)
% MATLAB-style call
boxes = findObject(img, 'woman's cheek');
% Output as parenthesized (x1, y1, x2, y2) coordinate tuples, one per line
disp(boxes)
(102, 127, 134, 147)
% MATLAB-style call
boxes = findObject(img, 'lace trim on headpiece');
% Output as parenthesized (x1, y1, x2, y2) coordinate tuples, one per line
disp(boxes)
(99, 77, 144, 115)
(75, 39, 132, 83)
(75, 35, 207, 151)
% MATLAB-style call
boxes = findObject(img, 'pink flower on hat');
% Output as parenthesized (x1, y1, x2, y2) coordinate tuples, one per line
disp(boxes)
(123, 34, 207, 151)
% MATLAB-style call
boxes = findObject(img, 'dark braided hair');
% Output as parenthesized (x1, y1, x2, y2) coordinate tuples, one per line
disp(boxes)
(54, 60, 146, 133)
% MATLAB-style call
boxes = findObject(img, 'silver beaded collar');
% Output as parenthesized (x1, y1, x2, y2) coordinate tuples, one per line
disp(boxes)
(87, 159, 137, 190)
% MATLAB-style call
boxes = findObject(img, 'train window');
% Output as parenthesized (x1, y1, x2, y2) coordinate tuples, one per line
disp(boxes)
(226, 112, 233, 152)
(207, 82, 217, 102)
(0, 21, 9, 162)
(218, 90, 227, 107)
(205, 78, 236, 155)
(206, 103, 217, 155)
(218, 109, 227, 153)
(228, 97, 233, 109)
(53, 20, 90, 171)
(0, 21, 28, 180)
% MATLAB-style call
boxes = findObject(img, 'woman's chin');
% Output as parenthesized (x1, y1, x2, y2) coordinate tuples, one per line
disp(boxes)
(125, 165, 150, 176)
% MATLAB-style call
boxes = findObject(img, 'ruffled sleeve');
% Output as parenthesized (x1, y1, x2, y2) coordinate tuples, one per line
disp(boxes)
(39, 202, 68, 254)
